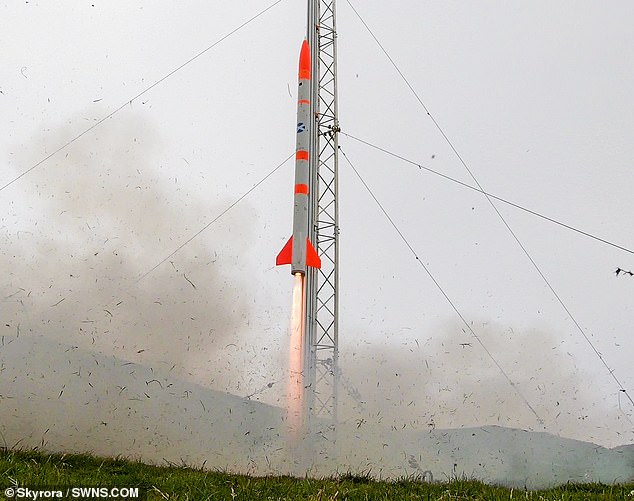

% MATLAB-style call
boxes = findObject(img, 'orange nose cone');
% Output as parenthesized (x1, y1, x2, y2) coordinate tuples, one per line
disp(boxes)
(299, 39, 311, 80)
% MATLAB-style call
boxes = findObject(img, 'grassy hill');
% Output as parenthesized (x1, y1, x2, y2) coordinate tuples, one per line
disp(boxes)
(1, 449, 633, 500)
(1, 336, 633, 489)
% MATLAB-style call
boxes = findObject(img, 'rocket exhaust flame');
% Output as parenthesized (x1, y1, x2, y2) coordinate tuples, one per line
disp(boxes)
(288, 272, 305, 440)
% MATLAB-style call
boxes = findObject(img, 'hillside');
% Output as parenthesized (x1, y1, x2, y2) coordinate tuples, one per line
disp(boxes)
(1, 335, 632, 488)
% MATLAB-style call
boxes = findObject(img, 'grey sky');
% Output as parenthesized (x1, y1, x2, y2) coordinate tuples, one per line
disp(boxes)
(1, 0, 633, 456)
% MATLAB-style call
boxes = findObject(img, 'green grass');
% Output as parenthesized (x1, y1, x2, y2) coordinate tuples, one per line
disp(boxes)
(0, 449, 632, 500)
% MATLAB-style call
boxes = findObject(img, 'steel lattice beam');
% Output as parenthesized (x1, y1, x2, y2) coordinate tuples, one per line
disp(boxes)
(304, 0, 340, 434)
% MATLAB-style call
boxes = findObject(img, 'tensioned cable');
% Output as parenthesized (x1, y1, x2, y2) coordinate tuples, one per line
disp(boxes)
(340, 146, 544, 426)
(137, 152, 293, 282)
(342, 132, 634, 256)
(344, 0, 634, 411)
(0, 0, 285, 194)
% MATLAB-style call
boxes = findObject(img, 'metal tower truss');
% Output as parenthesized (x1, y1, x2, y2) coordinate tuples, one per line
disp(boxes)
(305, 0, 340, 430)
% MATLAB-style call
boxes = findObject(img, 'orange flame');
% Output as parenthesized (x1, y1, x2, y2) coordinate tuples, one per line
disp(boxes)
(288, 272, 305, 440)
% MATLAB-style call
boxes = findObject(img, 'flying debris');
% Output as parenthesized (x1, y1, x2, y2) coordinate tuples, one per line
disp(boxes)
(276, 40, 321, 276)
(615, 267, 634, 277)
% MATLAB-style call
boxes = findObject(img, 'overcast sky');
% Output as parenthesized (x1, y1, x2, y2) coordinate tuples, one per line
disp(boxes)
(2, 1, 633, 450)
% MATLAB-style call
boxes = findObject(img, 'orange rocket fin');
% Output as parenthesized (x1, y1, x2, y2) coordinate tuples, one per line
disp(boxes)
(276, 237, 293, 266)
(306, 238, 321, 269)
(276, 236, 321, 269)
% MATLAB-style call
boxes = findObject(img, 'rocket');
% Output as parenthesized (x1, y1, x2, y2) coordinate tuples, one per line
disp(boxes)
(276, 40, 321, 275)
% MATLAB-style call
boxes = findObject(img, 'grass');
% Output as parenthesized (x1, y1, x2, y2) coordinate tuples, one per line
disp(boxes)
(0, 449, 632, 500)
